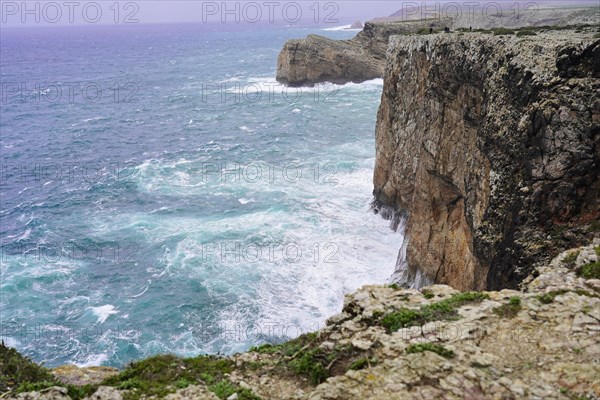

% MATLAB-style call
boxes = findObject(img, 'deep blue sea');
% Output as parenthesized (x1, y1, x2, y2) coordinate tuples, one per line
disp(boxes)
(0, 23, 400, 367)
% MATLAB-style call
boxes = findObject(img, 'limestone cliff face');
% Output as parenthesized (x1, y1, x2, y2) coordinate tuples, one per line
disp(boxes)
(373, 28, 600, 291)
(276, 20, 450, 87)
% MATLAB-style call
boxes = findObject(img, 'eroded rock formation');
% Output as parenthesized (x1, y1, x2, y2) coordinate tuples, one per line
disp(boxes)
(276, 19, 450, 86)
(373, 27, 600, 290)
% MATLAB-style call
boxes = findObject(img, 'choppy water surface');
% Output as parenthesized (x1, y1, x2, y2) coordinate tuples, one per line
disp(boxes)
(0, 23, 400, 367)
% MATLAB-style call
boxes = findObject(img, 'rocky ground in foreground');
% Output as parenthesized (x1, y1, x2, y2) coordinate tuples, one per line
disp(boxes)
(2, 240, 599, 400)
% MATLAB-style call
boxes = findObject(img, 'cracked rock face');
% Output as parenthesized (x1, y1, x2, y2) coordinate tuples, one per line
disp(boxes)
(373, 28, 600, 290)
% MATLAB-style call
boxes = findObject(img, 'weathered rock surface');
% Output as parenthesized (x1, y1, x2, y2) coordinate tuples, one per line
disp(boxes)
(373, 26, 600, 291)
(14, 387, 71, 400)
(276, 19, 450, 86)
(52, 366, 119, 387)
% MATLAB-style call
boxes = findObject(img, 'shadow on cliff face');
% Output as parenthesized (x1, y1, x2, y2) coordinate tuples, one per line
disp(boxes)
(372, 28, 600, 291)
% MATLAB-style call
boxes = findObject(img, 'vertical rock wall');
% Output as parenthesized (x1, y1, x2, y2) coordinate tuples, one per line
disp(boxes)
(373, 30, 600, 290)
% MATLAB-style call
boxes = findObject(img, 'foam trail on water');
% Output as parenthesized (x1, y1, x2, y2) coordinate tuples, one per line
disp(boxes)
(387, 231, 433, 289)
(76, 354, 109, 368)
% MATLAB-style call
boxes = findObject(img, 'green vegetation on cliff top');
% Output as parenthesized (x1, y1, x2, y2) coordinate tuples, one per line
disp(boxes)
(379, 291, 489, 332)
(102, 354, 260, 400)
(492, 296, 522, 318)
(0, 344, 95, 399)
(0, 345, 261, 400)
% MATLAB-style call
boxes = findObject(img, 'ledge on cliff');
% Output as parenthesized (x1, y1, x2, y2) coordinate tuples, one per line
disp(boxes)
(373, 25, 600, 291)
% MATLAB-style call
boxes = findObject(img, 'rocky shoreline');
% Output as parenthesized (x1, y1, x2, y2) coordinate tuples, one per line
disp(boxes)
(276, 7, 599, 87)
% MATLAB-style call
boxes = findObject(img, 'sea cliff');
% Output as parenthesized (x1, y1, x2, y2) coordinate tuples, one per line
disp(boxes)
(3, 24, 600, 400)
(373, 27, 600, 291)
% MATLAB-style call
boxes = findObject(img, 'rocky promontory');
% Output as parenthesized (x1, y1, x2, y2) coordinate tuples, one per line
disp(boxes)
(276, 19, 450, 87)
(373, 26, 600, 291)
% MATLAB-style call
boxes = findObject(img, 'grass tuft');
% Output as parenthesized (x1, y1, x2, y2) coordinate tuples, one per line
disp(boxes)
(493, 296, 522, 318)
(537, 290, 569, 304)
(563, 251, 580, 268)
(406, 343, 455, 359)
(492, 28, 515, 36)
(379, 292, 489, 332)
(348, 357, 378, 371)
(578, 262, 600, 279)
(289, 348, 331, 385)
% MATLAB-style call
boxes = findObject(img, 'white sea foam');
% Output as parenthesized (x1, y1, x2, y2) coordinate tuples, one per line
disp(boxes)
(338, 78, 384, 90)
(129, 283, 150, 298)
(3, 337, 20, 348)
(82, 116, 107, 123)
(323, 24, 361, 31)
(89, 304, 119, 323)
(220, 77, 242, 83)
(75, 353, 109, 367)
(15, 228, 31, 241)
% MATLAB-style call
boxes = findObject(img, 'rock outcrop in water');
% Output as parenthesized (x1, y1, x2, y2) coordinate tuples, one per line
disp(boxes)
(5, 241, 600, 399)
(373, 26, 600, 291)
(276, 19, 450, 87)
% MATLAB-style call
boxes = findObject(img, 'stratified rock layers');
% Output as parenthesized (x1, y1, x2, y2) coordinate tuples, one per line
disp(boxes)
(373, 30, 600, 290)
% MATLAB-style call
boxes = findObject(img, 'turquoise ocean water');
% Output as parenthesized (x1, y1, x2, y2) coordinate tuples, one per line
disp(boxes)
(0, 23, 401, 367)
